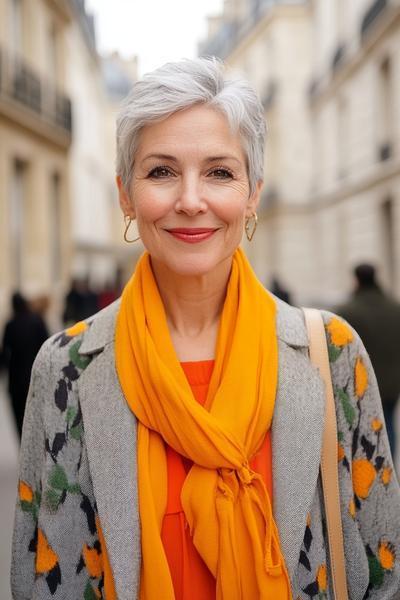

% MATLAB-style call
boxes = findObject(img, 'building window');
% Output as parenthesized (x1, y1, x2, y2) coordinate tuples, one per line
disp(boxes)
(377, 57, 393, 161)
(381, 197, 395, 290)
(337, 96, 348, 179)
(10, 159, 26, 288)
(49, 173, 62, 282)
(10, 0, 23, 54)
(47, 22, 59, 84)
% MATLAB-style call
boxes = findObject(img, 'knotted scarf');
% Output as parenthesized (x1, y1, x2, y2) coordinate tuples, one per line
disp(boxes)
(115, 248, 291, 599)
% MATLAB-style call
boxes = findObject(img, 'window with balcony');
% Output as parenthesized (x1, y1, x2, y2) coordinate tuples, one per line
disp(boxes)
(377, 57, 393, 162)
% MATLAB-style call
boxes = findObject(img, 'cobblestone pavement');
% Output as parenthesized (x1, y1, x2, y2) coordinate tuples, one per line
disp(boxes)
(0, 377, 19, 600)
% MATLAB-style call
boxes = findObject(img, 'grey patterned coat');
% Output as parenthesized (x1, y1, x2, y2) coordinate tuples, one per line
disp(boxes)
(11, 298, 400, 599)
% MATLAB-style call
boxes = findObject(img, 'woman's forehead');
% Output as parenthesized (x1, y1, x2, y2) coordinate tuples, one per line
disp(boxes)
(136, 106, 245, 162)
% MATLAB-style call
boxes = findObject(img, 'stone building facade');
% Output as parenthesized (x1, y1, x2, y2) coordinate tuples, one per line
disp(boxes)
(201, 0, 400, 306)
(0, 0, 73, 329)
(0, 0, 136, 332)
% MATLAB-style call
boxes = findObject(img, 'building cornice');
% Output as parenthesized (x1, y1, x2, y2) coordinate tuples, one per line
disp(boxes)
(260, 157, 400, 221)
(309, 5, 400, 109)
(310, 158, 400, 209)
(226, 3, 310, 64)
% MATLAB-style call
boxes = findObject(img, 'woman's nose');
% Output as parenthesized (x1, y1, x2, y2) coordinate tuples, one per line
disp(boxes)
(175, 175, 207, 215)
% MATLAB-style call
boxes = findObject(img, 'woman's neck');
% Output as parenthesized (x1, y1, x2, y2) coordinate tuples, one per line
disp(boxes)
(150, 256, 232, 360)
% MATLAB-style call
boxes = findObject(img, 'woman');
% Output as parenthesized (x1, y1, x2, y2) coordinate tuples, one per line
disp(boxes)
(11, 58, 400, 600)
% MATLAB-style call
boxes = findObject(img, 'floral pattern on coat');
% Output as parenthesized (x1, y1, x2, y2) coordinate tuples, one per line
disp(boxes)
(294, 314, 400, 599)
(11, 304, 400, 599)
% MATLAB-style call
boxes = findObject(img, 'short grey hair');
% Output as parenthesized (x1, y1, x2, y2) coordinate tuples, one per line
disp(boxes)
(116, 57, 266, 194)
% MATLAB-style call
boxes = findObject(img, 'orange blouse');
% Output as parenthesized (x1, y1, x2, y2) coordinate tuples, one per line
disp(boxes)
(161, 359, 273, 600)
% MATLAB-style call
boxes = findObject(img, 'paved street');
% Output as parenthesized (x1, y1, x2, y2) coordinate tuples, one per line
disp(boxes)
(0, 377, 19, 600)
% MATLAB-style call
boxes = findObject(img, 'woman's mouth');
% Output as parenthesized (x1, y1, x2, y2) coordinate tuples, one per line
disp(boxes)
(165, 228, 218, 244)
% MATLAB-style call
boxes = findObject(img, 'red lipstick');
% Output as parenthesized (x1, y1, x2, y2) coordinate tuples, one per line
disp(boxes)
(165, 228, 218, 243)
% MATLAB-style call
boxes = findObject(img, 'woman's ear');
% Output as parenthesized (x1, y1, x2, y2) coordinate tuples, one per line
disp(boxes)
(246, 180, 263, 216)
(116, 175, 135, 218)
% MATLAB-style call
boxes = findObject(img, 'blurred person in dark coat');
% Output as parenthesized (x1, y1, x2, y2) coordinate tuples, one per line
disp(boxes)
(1, 292, 49, 438)
(270, 276, 292, 305)
(63, 278, 99, 325)
(337, 264, 400, 456)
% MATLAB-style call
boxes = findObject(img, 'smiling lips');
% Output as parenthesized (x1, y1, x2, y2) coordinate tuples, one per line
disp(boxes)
(165, 228, 218, 243)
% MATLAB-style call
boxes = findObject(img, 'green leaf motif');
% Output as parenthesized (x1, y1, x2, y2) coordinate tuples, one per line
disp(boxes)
(67, 483, 81, 494)
(338, 430, 344, 443)
(45, 488, 62, 513)
(69, 341, 91, 371)
(70, 423, 83, 440)
(84, 580, 98, 600)
(337, 388, 356, 427)
(49, 464, 68, 491)
(20, 500, 35, 514)
(66, 406, 77, 424)
(368, 554, 385, 588)
(328, 344, 342, 363)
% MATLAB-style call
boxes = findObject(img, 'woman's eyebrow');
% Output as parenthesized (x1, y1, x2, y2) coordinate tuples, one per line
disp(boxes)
(141, 153, 242, 164)
(141, 153, 177, 163)
(205, 155, 241, 165)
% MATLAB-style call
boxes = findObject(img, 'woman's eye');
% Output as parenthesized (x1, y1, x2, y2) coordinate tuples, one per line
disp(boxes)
(148, 166, 173, 178)
(209, 168, 233, 179)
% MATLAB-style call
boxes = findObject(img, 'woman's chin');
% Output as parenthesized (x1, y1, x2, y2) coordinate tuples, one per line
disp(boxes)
(151, 252, 233, 279)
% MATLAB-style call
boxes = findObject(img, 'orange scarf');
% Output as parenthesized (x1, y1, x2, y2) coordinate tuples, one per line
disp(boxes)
(115, 248, 291, 599)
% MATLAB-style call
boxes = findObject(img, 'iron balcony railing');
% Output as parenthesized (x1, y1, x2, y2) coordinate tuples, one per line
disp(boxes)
(0, 45, 72, 135)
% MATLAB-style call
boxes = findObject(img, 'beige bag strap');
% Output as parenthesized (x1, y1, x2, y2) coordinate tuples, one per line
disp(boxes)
(302, 308, 349, 600)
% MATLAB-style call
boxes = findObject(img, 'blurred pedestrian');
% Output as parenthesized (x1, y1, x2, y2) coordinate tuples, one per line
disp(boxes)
(270, 275, 292, 305)
(337, 263, 400, 456)
(98, 281, 119, 310)
(63, 278, 99, 325)
(1, 292, 48, 438)
(63, 279, 85, 326)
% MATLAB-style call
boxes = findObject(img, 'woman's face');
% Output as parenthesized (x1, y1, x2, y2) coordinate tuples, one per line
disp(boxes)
(118, 104, 262, 277)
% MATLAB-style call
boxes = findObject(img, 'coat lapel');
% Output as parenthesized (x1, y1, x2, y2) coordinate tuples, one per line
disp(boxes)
(76, 298, 326, 592)
(78, 302, 141, 600)
(273, 300, 325, 579)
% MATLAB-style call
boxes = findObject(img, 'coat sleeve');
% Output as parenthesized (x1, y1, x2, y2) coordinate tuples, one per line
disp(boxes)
(322, 311, 400, 599)
(10, 338, 51, 599)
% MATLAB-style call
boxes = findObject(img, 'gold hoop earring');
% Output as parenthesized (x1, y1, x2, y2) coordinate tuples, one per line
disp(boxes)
(123, 215, 140, 243)
(245, 212, 258, 242)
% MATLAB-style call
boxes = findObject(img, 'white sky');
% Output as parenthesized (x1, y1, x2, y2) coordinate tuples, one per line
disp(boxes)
(85, 0, 224, 76)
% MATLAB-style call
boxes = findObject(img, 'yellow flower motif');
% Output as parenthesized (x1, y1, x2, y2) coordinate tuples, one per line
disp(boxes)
(349, 498, 356, 519)
(379, 541, 396, 570)
(19, 480, 33, 503)
(371, 418, 383, 432)
(83, 543, 102, 579)
(317, 564, 327, 591)
(355, 357, 368, 398)
(352, 458, 376, 499)
(326, 317, 354, 347)
(381, 467, 392, 487)
(36, 529, 58, 574)
(65, 321, 88, 337)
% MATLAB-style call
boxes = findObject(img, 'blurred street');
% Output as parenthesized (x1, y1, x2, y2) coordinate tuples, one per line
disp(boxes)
(0, 376, 19, 600)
